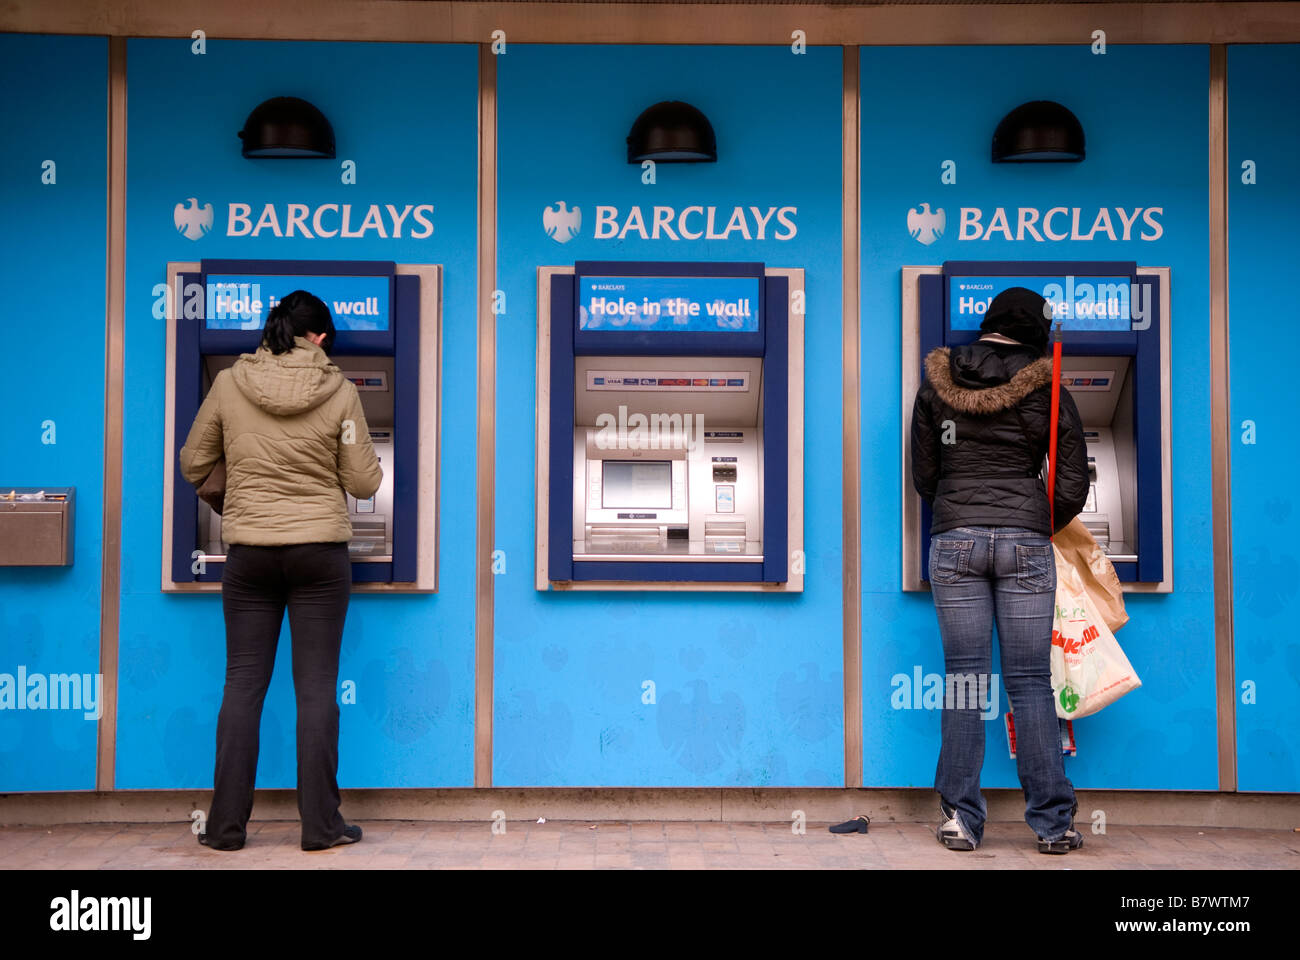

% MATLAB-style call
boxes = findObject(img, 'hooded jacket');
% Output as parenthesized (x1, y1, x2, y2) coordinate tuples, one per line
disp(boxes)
(910, 340, 1089, 536)
(179, 337, 383, 546)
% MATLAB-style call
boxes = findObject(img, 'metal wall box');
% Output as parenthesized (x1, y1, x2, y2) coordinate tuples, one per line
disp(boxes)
(0, 487, 75, 567)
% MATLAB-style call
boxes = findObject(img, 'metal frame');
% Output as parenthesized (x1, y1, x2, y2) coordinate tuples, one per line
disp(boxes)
(535, 266, 805, 593)
(10, 1, 1300, 45)
(842, 45, 863, 788)
(1208, 44, 1235, 792)
(96, 35, 127, 791)
(475, 43, 497, 788)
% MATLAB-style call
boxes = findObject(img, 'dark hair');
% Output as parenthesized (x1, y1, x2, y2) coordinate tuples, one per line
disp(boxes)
(260, 289, 336, 355)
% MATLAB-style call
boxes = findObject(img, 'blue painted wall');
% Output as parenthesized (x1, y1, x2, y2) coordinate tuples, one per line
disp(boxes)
(1226, 45, 1300, 793)
(115, 39, 479, 788)
(860, 45, 1219, 789)
(494, 46, 845, 786)
(0, 34, 108, 791)
(0, 33, 1283, 795)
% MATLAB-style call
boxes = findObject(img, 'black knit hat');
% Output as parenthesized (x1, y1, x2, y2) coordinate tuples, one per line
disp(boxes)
(979, 286, 1051, 354)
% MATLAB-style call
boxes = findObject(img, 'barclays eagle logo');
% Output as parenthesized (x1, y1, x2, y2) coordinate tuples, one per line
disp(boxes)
(174, 197, 214, 241)
(543, 201, 581, 244)
(907, 203, 945, 246)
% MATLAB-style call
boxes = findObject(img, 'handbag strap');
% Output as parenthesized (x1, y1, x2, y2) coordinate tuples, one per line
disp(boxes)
(1046, 324, 1063, 536)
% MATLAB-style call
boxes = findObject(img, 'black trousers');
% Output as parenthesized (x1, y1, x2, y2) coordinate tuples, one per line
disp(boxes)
(207, 541, 351, 848)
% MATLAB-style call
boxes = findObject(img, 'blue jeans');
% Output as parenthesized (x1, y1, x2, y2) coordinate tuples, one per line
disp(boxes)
(929, 526, 1076, 845)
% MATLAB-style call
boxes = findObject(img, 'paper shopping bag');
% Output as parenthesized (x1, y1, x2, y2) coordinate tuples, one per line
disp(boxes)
(1052, 517, 1129, 633)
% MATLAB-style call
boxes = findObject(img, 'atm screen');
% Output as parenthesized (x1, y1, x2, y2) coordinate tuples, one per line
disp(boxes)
(602, 460, 673, 509)
(202, 274, 391, 332)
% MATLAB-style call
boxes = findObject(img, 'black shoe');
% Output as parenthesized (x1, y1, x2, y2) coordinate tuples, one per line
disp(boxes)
(936, 802, 977, 851)
(829, 815, 870, 834)
(302, 824, 362, 851)
(198, 833, 244, 851)
(1037, 828, 1084, 854)
(1038, 801, 1084, 854)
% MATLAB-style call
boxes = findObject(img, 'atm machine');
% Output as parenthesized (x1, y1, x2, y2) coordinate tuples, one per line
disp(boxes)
(901, 260, 1172, 592)
(536, 261, 803, 591)
(161, 259, 440, 591)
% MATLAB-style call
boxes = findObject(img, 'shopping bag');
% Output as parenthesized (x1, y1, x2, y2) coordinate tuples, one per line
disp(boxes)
(1051, 517, 1129, 633)
(1050, 545, 1142, 719)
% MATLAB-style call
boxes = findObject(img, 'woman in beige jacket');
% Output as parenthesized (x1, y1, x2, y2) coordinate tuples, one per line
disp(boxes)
(180, 289, 382, 852)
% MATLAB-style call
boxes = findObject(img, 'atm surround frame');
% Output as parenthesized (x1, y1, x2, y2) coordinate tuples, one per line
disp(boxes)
(161, 259, 442, 593)
(535, 263, 805, 592)
(900, 261, 1173, 594)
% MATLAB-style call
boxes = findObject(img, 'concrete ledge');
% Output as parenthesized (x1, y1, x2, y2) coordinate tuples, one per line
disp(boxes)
(2, 788, 1297, 830)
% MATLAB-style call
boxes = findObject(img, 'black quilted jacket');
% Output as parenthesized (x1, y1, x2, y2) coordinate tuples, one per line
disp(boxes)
(910, 341, 1090, 536)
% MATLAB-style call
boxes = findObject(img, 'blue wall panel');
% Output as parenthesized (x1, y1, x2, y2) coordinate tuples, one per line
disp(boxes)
(0, 34, 108, 791)
(116, 39, 478, 788)
(860, 45, 1218, 789)
(1226, 45, 1300, 793)
(494, 46, 845, 786)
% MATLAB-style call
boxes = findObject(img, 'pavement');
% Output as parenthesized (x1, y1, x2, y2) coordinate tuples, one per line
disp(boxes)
(3, 819, 1298, 869)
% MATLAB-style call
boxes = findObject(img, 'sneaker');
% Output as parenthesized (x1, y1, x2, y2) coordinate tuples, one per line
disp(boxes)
(302, 823, 362, 851)
(1037, 829, 1084, 854)
(1037, 801, 1083, 854)
(936, 802, 977, 851)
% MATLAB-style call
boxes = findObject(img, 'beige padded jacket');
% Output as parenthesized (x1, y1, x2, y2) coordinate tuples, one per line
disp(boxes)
(179, 336, 383, 546)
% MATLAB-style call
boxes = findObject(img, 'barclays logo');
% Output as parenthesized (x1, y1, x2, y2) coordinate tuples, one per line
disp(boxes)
(908, 202, 1166, 244)
(907, 203, 946, 246)
(544, 201, 582, 244)
(543, 202, 798, 243)
(172, 198, 434, 240)
(174, 197, 214, 241)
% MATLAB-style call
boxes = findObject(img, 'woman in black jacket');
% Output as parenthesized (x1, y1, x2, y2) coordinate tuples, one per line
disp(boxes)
(910, 286, 1090, 854)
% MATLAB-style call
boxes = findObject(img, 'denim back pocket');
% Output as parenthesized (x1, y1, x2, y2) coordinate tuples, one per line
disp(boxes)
(1015, 543, 1055, 592)
(930, 538, 974, 585)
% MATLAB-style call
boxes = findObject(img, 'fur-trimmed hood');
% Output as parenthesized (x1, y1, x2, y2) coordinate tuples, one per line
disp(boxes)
(924, 345, 1053, 415)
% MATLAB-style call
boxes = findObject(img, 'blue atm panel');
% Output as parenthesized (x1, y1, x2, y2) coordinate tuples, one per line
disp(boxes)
(541, 261, 799, 589)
